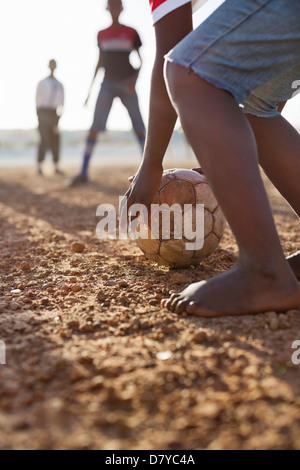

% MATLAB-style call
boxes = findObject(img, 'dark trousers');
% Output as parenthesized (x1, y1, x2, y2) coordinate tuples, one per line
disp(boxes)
(37, 108, 60, 164)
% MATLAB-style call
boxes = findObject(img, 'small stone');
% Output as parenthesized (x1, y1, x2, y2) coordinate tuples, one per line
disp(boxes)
(192, 330, 208, 344)
(71, 284, 82, 293)
(71, 243, 85, 254)
(80, 323, 94, 333)
(118, 281, 129, 288)
(20, 262, 31, 271)
(269, 317, 279, 331)
(156, 351, 172, 361)
(97, 290, 107, 302)
(67, 320, 80, 329)
(265, 311, 277, 320)
(223, 331, 236, 342)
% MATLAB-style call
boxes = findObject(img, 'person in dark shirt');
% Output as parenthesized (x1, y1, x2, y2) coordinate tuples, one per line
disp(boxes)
(69, 0, 146, 186)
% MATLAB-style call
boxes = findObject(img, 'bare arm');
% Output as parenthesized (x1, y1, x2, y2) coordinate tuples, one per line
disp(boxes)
(120, 4, 193, 221)
(84, 51, 102, 106)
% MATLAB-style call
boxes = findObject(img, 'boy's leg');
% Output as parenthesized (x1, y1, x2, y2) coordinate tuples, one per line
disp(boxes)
(242, 65, 300, 278)
(247, 114, 300, 278)
(160, 0, 300, 316)
(80, 130, 99, 177)
(68, 130, 98, 186)
(68, 81, 114, 186)
(162, 64, 300, 316)
(120, 90, 146, 154)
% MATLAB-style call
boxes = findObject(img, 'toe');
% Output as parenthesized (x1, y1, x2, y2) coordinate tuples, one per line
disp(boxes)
(162, 294, 180, 311)
(175, 299, 189, 313)
(170, 293, 180, 302)
(186, 301, 199, 315)
(162, 297, 174, 310)
(169, 296, 183, 312)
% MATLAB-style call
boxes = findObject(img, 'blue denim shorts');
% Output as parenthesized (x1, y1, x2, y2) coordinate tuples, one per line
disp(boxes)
(166, 0, 300, 117)
(91, 79, 145, 132)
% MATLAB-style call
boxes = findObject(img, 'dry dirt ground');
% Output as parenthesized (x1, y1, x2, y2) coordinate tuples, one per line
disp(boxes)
(0, 164, 299, 450)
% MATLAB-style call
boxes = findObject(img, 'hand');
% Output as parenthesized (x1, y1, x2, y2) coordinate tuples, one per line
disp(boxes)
(119, 161, 163, 228)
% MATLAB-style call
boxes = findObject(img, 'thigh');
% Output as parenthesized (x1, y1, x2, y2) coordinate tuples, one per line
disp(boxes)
(91, 81, 116, 132)
(167, 0, 300, 109)
(38, 113, 51, 145)
(120, 89, 145, 133)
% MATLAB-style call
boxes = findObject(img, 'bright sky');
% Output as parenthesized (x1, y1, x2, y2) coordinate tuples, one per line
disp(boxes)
(0, 0, 299, 131)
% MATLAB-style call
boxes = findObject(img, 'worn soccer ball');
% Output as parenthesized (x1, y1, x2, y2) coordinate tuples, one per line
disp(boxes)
(136, 169, 226, 268)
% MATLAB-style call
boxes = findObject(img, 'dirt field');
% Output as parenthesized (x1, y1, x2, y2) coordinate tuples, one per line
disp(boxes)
(0, 164, 299, 450)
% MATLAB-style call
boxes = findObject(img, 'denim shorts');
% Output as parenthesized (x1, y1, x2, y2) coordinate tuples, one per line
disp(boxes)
(91, 79, 145, 133)
(166, 0, 300, 117)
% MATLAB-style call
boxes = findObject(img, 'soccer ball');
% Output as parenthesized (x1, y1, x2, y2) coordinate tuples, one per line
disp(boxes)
(136, 169, 226, 268)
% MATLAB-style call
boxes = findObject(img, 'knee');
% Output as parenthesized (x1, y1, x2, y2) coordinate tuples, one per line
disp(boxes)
(89, 130, 98, 139)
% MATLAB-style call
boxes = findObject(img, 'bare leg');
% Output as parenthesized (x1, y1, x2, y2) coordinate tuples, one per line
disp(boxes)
(161, 63, 300, 317)
(67, 130, 99, 187)
(247, 113, 300, 278)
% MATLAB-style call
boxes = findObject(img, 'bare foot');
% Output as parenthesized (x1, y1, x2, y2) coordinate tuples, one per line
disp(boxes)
(161, 265, 300, 317)
(287, 251, 300, 279)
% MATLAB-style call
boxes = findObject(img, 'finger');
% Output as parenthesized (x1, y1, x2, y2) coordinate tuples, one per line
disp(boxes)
(120, 192, 138, 229)
(119, 194, 130, 229)
(192, 168, 204, 175)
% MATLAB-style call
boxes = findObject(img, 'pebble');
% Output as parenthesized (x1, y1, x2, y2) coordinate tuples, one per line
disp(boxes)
(71, 242, 86, 254)
(269, 317, 279, 331)
(11, 289, 22, 295)
(67, 320, 80, 329)
(71, 284, 82, 293)
(192, 330, 208, 344)
(118, 281, 129, 288)
(97, 290, 107, 302)
(20, 262, 31, 271)
(156, 351, 173, 361)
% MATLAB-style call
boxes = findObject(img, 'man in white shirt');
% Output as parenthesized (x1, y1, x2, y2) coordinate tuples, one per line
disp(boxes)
(36, 59, 64, 175)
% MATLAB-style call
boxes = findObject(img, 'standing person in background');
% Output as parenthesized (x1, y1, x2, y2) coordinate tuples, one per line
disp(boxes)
(36, 59, 64, 176)
(68, 0, 146, 187)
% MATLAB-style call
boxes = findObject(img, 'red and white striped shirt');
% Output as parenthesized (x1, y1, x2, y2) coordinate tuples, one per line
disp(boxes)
(150, 0, 208, 24)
